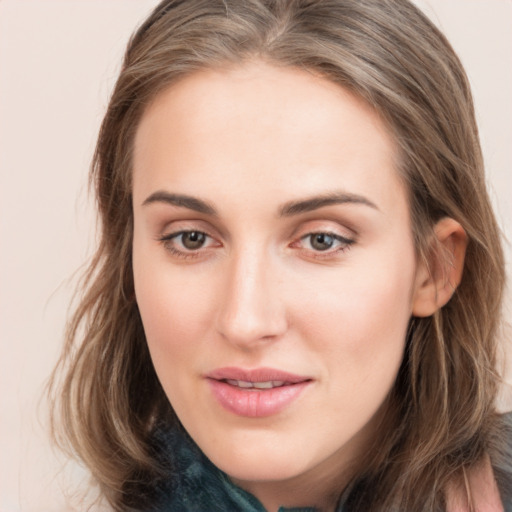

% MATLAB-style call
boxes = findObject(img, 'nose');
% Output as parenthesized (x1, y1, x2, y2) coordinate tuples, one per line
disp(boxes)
(215, 248, 288, 349)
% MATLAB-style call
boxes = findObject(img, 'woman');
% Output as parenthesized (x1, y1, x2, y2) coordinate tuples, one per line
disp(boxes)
(50, 0, 512, 510)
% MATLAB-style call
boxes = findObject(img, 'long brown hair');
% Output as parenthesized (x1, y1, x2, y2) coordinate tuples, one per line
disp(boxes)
(49, 0, 510, 510)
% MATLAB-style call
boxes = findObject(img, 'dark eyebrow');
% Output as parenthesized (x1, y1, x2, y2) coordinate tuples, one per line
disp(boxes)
(142, 191, 217, 215)
(279, 192, 379, 216)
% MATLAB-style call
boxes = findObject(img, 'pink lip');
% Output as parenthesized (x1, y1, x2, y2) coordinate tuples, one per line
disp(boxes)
(206, 367, 312, 418)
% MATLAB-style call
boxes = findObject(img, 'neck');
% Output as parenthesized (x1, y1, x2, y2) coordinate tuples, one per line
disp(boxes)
(232, 463, 351, 512)
(230, 401, 390, 511)
(231, 421, 378, 512)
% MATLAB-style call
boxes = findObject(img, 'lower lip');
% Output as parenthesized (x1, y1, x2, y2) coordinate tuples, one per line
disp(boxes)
(207, 379, 311, 418)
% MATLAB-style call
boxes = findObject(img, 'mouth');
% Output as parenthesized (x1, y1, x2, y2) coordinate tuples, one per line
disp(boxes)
(206, 367, 312, 417)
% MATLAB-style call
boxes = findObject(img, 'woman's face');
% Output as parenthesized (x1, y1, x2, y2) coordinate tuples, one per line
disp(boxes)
(132, 62, 424, 502)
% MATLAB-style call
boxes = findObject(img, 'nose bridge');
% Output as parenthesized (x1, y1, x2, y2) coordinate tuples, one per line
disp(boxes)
(216, 243, 287, 347)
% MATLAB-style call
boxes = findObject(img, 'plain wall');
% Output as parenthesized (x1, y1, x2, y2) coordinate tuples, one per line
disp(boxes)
(0, 1, 510, 510)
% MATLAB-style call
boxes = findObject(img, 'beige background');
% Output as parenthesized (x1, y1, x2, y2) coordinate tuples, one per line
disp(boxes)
(0, 1, 510, 510)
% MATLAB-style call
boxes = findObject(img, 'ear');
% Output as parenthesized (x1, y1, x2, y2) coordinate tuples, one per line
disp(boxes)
(412, 217, 468, 318)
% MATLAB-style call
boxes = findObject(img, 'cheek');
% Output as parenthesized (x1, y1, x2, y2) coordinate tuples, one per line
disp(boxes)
(290, 250, 415, 400)
(297, 262, 413, 348)
(133, 249, 217, 375)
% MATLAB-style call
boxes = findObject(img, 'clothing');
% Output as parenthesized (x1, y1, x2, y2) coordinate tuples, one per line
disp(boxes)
(144, 416, 512, 512)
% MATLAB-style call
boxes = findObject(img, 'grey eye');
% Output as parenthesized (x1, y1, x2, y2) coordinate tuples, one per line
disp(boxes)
(309, 233, 335, 251)
(181, 231, 206, 250)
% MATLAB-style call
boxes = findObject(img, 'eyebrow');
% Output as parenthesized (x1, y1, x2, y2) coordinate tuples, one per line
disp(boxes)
(279, 192, 379, 216)
(142, 190, 379, 216)
(142, 191, 217, 215)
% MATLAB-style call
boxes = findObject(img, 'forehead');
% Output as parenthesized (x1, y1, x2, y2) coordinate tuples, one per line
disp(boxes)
(132, 61, 406, 216)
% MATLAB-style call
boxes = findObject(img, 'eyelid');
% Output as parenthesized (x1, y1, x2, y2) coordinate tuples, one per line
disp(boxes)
(289, 227, 356, 259)
(158, 228, 221, 260)
(156, 217, 221, 242)
(295, 231, 354, 248)
(156, 220, 356, 261)
(292, 217, 357, 239)
(159, 229, 214, 244)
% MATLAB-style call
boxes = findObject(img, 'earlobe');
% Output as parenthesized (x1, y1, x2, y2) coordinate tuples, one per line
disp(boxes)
(412, 218, 468, 318)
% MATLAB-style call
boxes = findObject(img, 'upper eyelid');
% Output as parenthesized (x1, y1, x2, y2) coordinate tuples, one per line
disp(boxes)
(157, 218, 228, 241)
(155, 214, 356, 233)
(300, 230, 354, 241)
(159, 229, 215, 243)
(158, 228, 353, 241)
(158, 231, 220, 259)
(295, 232, 355, 248)
(292, 222, 357, 241)
(158, 221, 216, 238)
(156, 219, 357, 247)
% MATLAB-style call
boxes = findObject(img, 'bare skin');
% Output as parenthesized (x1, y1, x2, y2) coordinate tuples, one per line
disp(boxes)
(132, 61, 470, 511)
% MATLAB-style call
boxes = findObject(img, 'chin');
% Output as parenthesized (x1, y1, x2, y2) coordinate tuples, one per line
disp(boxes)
(196, 429, 318, 482)
(214, 453, 307, 483)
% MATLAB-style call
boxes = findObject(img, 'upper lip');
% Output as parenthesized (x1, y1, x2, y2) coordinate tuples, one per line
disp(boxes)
(206, 367, 312, 384)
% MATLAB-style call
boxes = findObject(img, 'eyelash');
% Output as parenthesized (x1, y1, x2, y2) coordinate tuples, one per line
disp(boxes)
(158, 230, 218, 260)
(158, 230, 355, 260)
(294, 232, 354, 258)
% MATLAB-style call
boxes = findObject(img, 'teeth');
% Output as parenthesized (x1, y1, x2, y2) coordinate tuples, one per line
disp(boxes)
(237, 380, 254, 388)
(225, 379, 287, 389)
(253, 381, 273, 389)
